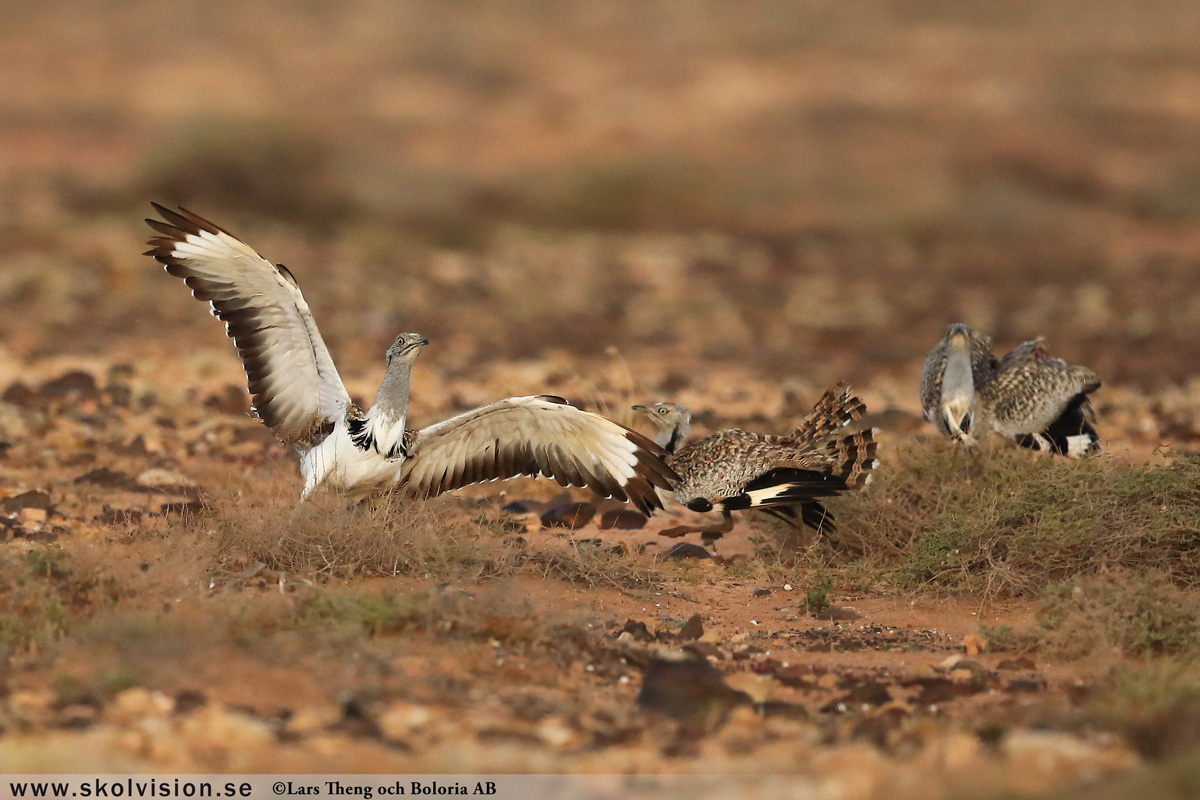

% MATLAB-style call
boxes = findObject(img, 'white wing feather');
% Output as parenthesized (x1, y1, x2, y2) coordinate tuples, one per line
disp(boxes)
(146, 205, 351, 446)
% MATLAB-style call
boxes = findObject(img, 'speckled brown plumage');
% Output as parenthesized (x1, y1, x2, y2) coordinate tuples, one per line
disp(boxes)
(920, 323, 1101, 456)
(920, 323, 995, 438)
(980, 337, 1101, 455)
(635, 384, 879, 535)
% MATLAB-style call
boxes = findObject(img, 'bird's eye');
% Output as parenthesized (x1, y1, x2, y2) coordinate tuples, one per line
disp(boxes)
(658, 407, 668, 415)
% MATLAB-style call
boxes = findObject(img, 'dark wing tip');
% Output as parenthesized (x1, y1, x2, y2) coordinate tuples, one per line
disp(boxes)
(145, 203, 234, 242)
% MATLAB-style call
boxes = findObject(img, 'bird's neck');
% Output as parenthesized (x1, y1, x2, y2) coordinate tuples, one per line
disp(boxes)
(944, 336, 976, 399)
(361, 360, 412, 457)
(658, 421, 690, 454)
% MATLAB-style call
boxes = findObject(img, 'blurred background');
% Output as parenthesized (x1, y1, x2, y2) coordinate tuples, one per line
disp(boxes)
(2, 0, 1200, 414)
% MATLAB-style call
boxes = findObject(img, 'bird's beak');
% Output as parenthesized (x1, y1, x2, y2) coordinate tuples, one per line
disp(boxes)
(631, 404, 649, 413)
(417, 337, 430, 347)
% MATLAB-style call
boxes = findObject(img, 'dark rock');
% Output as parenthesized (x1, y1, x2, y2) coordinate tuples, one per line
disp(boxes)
(119, 435, 150, 456)
(636, 656, 751, 732)
(677, 614, 704, 642)
(752, 588, 772, 597)
(1, 490, 53, 513)
(619, 619, 655, 642)
(663, 542, 711, 560)
(599, 508, 647, 530)
(174, 689, 208, 714)
(57, 704, 99, 731)
(40, 371, 98, 398)
(332, 695, 384, 739)
(2, 382, 39, 406)
(19, 526, 60, 543)
(105, 382, 133, 407)
(976, 723, 1008, 748)
(75, 467, 133, 488)
(540, 501, 596, 529)
(0, 516, 22, 540)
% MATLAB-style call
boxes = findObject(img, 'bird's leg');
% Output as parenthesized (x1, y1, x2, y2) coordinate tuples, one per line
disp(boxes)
(699, 509, 734, 549)
(658, 522, 706, 538)
(659, 506, 734, 545)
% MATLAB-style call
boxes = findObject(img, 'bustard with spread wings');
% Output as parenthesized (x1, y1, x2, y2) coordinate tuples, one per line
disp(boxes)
(920, 322, 1101, 456)
(633, 383, 878, 542)
(145, 204, 676, 509)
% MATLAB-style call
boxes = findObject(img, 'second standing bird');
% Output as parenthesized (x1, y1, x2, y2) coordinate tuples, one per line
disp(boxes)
(920, 322, 1101, 456)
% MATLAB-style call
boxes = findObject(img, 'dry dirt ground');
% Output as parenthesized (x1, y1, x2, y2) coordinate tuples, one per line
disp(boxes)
(5, 3, 1200, 799)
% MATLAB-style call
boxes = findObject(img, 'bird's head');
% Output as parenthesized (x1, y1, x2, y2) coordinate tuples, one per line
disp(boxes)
(632, 402, 692, 452)
(386, 332, 429, 365)
(633, 402, 691, 432)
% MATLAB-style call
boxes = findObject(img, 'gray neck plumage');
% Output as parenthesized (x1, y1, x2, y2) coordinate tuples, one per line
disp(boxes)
(940, 336, 976, 436)
(355, 359, 412, 458)
(656, 421, 690, 454)
(372, 359, 412, 422)
(943, 337, 975, 403)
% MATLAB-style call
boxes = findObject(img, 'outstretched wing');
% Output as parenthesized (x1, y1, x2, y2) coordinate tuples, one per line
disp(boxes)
(145, 204, 351, 447)
(399, 395, 678, 514)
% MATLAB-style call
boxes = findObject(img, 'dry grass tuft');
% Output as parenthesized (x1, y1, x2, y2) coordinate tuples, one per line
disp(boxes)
(0, 545, 127, 658)
(831, 442, 1200, 598)
(247, 580, 605, 664)
(202, 490, 512, 582)
(1032, 571, 1200, 660)
(516, 543, 661, 594)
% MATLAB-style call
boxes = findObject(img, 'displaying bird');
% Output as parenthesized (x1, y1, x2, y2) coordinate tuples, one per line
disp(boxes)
(920, 323, 1101, 456)
(633, 383, 878, 542)
(144, 204, 676, 510)
(919, 322, 995, 441)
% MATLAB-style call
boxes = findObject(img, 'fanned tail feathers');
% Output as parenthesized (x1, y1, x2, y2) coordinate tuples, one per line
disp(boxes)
(727, 385, 879, 530)
(831, 428, 879, 487)
(793, 382, 867, 442)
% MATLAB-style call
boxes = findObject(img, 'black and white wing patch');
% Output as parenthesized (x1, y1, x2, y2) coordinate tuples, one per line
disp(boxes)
(145, 204, 351, 447)
(397, 395, 678, 514)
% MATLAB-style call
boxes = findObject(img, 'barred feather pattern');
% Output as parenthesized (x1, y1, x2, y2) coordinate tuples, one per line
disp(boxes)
(637, 384, 880, 530)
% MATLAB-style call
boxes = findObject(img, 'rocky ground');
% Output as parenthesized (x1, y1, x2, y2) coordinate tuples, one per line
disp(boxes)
(5, 3, 1200, 797)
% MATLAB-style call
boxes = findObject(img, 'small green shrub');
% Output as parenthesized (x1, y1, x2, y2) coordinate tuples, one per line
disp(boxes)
(833, 442, 1200, 598)
(1036, 571, 1200, 659)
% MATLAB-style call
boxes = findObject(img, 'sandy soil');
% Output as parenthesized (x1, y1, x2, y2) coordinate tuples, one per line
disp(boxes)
(3, 3, 1200, 798)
